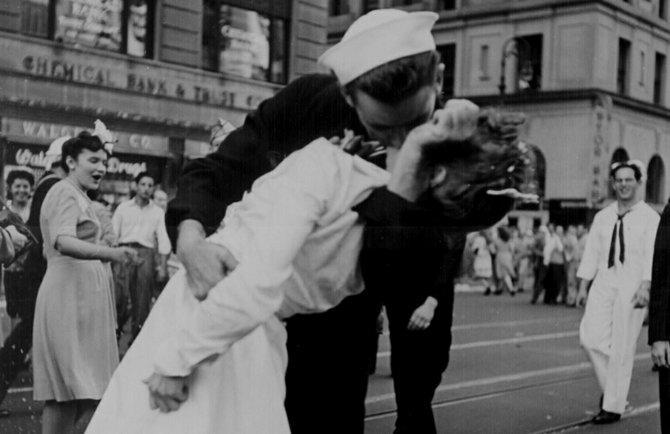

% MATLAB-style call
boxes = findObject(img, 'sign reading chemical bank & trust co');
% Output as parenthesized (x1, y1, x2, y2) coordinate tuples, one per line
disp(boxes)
(20, 55, 267, 110)
(0, 38, 274, 112)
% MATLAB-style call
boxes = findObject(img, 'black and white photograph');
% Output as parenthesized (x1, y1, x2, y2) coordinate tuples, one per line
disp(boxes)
(1, 1, 670, 433)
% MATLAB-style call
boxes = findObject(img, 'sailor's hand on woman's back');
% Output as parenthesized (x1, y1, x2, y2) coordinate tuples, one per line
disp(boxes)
(177, 219, 239, 301)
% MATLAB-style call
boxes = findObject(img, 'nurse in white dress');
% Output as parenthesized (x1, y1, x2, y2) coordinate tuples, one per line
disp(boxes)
(84, 137, 391, 434)
(577, 160, 660, 422)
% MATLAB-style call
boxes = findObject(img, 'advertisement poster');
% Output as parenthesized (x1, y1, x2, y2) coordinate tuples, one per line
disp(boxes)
(54, 0, 123, 51)
(218, 5, 270, 80)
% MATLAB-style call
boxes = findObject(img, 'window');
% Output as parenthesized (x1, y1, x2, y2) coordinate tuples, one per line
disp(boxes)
(647, 155, 666, 204)
(438, 43, 456, 98)
(479, 44, 489, 80)
(617, 38, 631, 95)
(517, 34, 542, 91)
(2, 1, 154, 58)
(364, 0, 380, 12)
(661, 0, 668, 19)
(640, 51, 646, 86)
(654, 52, 666, 104)
(329, 0, 350, 15)
(442, 0, 457, 9)
(202, 1, 290, 84)
(21, 0, 50, 37)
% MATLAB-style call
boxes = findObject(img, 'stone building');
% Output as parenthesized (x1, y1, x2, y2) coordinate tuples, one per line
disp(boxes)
(329, 0, 670, 227)
(0, 0, 328, 205)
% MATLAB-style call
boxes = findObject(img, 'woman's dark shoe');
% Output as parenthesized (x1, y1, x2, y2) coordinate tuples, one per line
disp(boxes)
(484, 288, 491, 296)
(592, 410, 621, 424)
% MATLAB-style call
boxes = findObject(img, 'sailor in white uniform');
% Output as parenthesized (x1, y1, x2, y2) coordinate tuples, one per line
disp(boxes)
(577, 160, 660, 424)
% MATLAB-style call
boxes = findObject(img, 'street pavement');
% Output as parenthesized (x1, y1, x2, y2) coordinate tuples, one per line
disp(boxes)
(0, 288, 663, 433)
(364, 288, 662, 433)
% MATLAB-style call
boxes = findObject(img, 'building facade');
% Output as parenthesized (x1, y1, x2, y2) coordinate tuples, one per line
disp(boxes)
(0, 0, 328, 205)
(329, 0, 670, 227)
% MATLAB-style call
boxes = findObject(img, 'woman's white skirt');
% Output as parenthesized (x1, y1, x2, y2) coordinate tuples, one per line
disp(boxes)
(86, 269, 290, 434)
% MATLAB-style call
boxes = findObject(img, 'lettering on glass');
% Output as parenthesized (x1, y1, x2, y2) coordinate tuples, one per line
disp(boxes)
(54, 0, 123, 51)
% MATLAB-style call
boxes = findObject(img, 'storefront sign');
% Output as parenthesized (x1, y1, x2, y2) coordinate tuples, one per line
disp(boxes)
(1, 118, 169, 157)
(55, 0, 123, 52)
(17, 53, 268, 110)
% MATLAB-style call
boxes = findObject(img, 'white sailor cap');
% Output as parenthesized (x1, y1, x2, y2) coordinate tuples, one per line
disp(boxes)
(46, 136, 71, 157)
(318, 9, 438, 86)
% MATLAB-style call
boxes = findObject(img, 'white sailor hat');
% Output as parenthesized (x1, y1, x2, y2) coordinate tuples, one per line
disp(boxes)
(46, 136, 71, 157)
(318, 9, 438, 85)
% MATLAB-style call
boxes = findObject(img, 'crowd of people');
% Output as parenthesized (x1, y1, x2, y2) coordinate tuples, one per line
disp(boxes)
(0, 7, 669, 434)
(461, 222, 589, 305)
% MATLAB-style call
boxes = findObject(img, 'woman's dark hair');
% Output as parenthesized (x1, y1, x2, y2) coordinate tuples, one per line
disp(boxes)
(344, 50, 440, 104)
(416, 108, 529, 220)
(420, 109, 526, 180)
(6, 169, 35, 188)
(5, 169, 35, 200)
(61, 131, 106, 173)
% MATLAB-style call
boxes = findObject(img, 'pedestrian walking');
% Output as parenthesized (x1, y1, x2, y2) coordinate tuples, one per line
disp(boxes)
(564, 225, 580, 306)
(32, 133, 140, 434)
(112, 172, 171, 340)
(577, 160, 659, 424)
(531, 225, 548, 304)
(516, 229, 536, 293)
(472, 231, 495, 294)
(495, 226, 517, 296)
(543, 224, 564, 304)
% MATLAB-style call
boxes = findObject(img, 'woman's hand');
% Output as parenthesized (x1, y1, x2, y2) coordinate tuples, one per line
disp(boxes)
(407, 297, 438, 330)
(112, 246, 141, 265)
(144, 373, 189, 413)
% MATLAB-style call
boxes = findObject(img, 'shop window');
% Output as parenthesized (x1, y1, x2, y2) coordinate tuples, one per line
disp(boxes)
(647, 155, 665, 204)
(4, 1, 155, 58)
(618, 38, 631, 95)
(201, 1, 289, 84)
(479, 44, 490, 80)
(517, 34, 542, 92)
(655, 52, 666, 104)
(21, 0, 50, 37)
(438, 43, 456, 98)
(126, 0, 152, 58)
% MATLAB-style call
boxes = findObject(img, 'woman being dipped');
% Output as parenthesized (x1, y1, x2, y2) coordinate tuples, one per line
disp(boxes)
(32, 132, 139, 434)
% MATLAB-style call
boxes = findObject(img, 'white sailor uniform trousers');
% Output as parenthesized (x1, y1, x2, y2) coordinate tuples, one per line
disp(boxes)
(578, 201, 659, 414)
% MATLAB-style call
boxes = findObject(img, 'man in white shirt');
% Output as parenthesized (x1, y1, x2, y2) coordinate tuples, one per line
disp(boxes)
(576, 160, 660, 424)
(112, 172, 171, 339)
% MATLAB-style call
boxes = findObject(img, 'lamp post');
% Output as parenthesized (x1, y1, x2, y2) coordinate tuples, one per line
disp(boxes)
(498, 36, 534, 105)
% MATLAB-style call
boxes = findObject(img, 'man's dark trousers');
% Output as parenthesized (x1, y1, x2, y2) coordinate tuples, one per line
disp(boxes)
(285, 289, 381, 434)
(659, 368, 670, 433)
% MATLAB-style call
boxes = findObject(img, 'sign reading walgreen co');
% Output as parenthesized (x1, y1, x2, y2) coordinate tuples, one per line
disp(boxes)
(0, 38, 273, 111)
